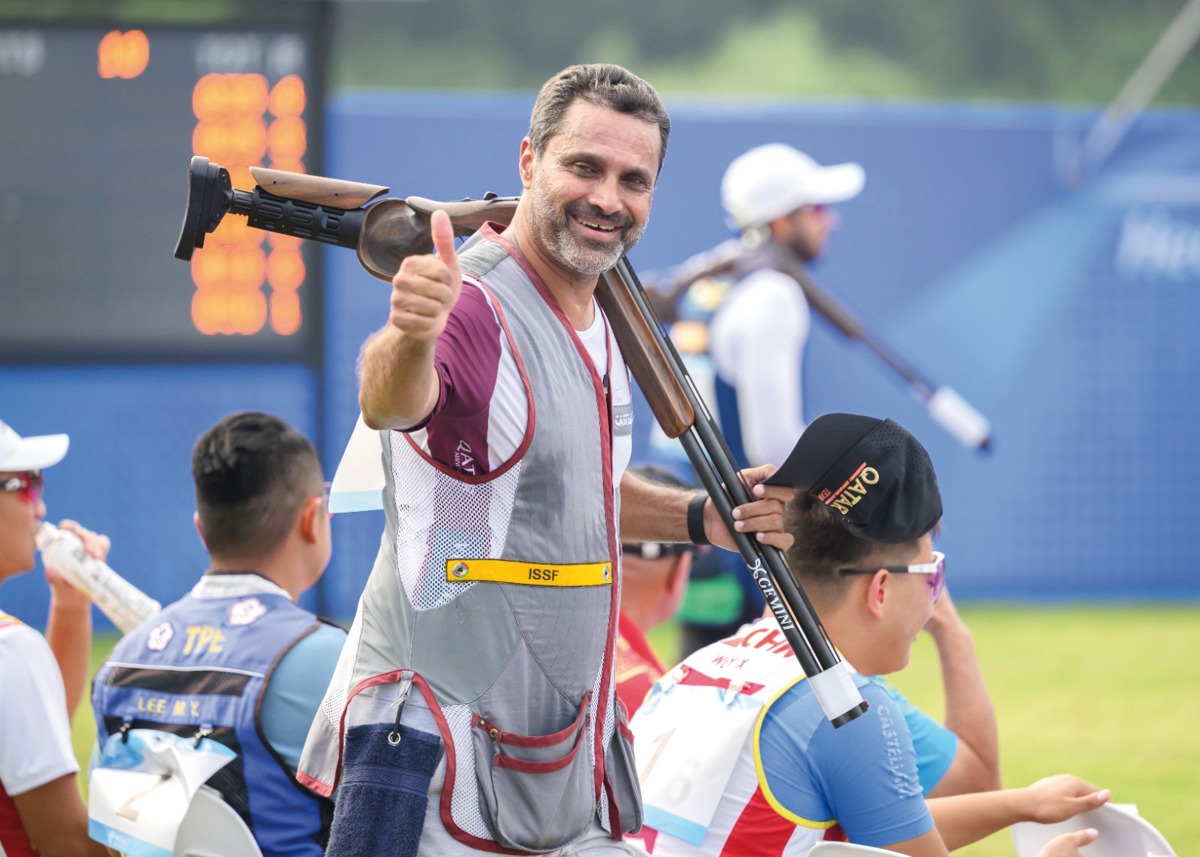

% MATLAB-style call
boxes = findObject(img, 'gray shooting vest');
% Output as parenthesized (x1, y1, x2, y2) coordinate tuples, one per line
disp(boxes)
(299, 226, 642, 853)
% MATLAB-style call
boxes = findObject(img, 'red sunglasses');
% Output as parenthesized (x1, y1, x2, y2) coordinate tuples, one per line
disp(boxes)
(2, 470, 44, 506)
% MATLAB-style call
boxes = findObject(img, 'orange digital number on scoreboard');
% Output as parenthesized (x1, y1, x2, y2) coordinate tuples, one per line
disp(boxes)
(98, 30, 149, 79)
(190, 72, 308, 337)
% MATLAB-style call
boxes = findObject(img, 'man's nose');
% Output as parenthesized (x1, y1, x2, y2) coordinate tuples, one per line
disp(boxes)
(586, 175, 621, 214)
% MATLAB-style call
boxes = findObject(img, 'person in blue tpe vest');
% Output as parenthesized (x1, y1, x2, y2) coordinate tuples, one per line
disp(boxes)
(92, 412, 344, 857)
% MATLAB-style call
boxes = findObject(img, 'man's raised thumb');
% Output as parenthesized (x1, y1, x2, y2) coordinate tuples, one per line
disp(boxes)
(430, 209, 461, 282)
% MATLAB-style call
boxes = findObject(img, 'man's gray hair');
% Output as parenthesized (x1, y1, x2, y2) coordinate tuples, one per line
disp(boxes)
(528, 63, 670, 170)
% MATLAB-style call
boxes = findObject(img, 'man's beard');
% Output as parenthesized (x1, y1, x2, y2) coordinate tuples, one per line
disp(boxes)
(527, 176, 647, 276)
(783, 232, 820, 264)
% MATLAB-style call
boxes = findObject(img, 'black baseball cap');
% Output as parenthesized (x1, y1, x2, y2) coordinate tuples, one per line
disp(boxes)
(765, 414, 942, 543)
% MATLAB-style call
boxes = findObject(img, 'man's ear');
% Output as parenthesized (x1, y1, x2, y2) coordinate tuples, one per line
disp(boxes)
(193, 511, 207, 549)
(298, 496, 321, 544)
(518, 138, 535, 188)
(665, 553, 692, 602)
(865, 569, 889, 620)
(767, 213, 794, 244)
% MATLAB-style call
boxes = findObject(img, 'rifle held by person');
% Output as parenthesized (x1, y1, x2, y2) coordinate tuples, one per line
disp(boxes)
(656, 235, 994, 451)
(174, 156, 867, 726)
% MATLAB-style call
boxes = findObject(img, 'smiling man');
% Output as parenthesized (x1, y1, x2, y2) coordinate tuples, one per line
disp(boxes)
(299, 64, 796, 857)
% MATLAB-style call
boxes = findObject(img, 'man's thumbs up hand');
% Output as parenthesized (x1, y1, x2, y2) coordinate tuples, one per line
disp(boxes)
(388, 209, 463, 343)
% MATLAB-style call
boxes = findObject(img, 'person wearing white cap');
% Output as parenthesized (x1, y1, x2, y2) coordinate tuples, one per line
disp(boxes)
(673, 144, 866, 661)
(712, 142, 865, 470)
(0, 419, 114, 857)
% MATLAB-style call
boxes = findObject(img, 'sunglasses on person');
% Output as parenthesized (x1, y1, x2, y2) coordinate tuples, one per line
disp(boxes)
(838, 550, 946, 602)
(621, 541, 692, 560)
(1, 470, 44, 506)
(801, 203, 839, 230)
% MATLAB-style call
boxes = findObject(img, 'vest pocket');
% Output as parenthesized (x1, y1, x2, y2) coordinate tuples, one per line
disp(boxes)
(471, 693, 595, 851)
(326, 722, 443, 857)
(603, 705, 644, 835)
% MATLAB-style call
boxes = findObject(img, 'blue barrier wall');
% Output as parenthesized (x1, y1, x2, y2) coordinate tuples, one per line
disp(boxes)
(4, 93, 1198, 632)
(0, 365, 320, 625)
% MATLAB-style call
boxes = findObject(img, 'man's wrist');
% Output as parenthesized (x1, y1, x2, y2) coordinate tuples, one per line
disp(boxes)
(687, 493, 710, 546)
(49, 587, 92, 614)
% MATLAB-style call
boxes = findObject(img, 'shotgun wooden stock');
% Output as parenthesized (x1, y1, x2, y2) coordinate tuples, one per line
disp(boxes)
(251, 166, 389, 208)
(596, 272, 695, 437)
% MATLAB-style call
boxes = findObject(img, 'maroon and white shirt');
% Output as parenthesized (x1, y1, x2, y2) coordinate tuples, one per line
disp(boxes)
(332, 278, 634, 511)
(411, 279, 633, 482)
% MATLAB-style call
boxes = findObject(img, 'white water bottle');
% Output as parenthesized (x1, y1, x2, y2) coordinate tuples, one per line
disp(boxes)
(36, 522, 161, 634)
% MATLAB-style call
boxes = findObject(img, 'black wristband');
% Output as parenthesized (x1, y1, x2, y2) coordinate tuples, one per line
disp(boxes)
(687, 492, 710, 546)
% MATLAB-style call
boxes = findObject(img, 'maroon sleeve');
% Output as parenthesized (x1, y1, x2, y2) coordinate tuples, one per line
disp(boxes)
(402, 282, 502, 475)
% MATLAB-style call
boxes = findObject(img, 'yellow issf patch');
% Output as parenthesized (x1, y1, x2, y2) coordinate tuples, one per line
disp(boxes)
(445, 558, 612, 587)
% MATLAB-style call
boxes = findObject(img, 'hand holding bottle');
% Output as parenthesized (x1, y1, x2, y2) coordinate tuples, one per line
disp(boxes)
(37, 521, 161, 633)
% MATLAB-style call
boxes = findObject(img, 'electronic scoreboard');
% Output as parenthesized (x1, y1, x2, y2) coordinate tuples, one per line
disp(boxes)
(0, 20, 323, 360)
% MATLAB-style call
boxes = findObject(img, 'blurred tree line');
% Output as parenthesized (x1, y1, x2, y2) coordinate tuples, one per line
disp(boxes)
(329, 0, 1200, 104)
(5, 0, 1199, 105)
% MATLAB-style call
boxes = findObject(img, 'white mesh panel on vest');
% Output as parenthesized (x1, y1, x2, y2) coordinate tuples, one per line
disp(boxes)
(389, 438, 522, 611)
(444, 704, 492, 839)
(595, 653, 616, 828)
(317, 602, 364, 744)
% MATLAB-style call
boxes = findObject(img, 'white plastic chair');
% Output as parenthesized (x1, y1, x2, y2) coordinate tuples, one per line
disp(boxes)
(1011, 802, 1176, 857)
(809, 842, 906, 856)
(172, 785, 263, 857)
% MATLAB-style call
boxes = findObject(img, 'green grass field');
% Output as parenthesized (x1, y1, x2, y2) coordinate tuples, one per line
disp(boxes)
(75, 604, 1199, 856)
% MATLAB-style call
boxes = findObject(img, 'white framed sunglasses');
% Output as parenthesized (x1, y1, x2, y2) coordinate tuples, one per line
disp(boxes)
(838, 550, 946, 602)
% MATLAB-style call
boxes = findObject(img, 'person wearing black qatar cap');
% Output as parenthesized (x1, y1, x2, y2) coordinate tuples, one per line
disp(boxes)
(778, 412, 1003, 800)
(628, 414, 1109, 857)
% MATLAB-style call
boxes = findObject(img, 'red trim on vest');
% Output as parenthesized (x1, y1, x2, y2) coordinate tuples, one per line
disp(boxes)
(471, 690, 589, 748)
(491, 730, 584, 774)
(294, 769, 329, 796)
(602, 774, 623, 842)
(401, 276, 535, 484)
(483, 224, 622, 815)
